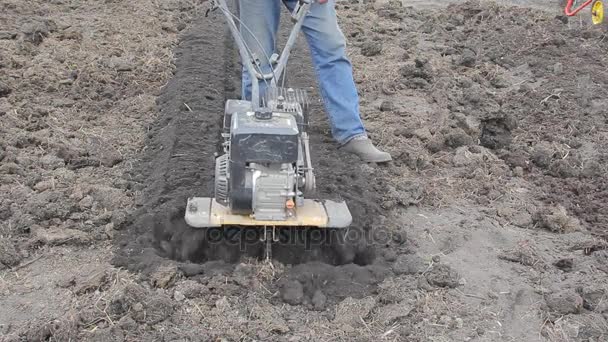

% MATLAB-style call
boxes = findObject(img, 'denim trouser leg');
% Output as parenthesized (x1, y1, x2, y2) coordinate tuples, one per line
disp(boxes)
(238, 0, 365, 144)
(238, 0, 280, 102)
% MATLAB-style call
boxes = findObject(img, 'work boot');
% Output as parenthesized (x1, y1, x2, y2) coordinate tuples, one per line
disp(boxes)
(340, 136, 392, 163)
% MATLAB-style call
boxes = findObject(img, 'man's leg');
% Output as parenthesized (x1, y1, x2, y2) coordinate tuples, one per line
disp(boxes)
(238, 0, 281, 101)
(283, 0, 391, 162)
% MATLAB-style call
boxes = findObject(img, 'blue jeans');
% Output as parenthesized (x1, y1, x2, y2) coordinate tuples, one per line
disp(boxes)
(238, 0, 365, 144)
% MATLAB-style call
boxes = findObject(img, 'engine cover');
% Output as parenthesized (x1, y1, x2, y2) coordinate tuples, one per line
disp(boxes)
(227, 110, 300, 217)
(230, 111, 299, 163)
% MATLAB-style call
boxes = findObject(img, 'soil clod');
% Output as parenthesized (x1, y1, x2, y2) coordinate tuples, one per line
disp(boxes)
(424, 264, 460, 288)
(334, 297, 376, 325)
(0, 82, 11, 98)
(281, 280, 305, 305)
(0, 238, 21, 269)
(544, 289, 584, 315)
(361, 41, 383, 57)
(151, 265, 178, 289)
(534, 206, 581, 233)
(392, 254, 426, 275)
(312, 289, 328, 311)
(479, 114, 517, 150)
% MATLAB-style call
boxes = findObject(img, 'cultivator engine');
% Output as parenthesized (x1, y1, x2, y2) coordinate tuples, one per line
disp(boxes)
(184, 0, 351, 259)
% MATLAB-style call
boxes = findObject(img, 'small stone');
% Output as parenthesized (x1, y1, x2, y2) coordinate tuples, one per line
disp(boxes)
(39, 154, 65, 170)
(79, 195, 94, 210)
(312, 290, 327, 311)
(553, 62, 563, 75)
(491, 76, 509, 89)
(413, 127, 432, 142)
(341, 324, 355, 333)
(445, 129, 473, 148)
(425, 264, 460, 288)
(104, 223, 114, 239)
(35, 228, 90, 246)
(0, 162, 24, 175)
(387, 0, 403, 8)
(394, 127, 414, 138)
(56, 276, 76, 288)
(52, 98, 76, 108)
(553, 258, 573, 271)
(439, 315, 452, 325)
(545, 289, 583, 315)
(175, 280, 207, 298)
(117, 315, 137, 331)
(133, 303, 144, 312)
(75, 271, 109, 295)
(0, 238, 22, 269)
(392, 254, 426, 275)
(579, 287, 608, 312)
(161, 23, 177, 33)
(414, 57, 429, 67)
(215, 296, 230, 311)
(174, 290, 185, 302)
(233, 263, 254, 287)
(513, 166, 524, 177)
(375, 302, 413, 323)
(100, 149, 123, 167)
(21, 20, 55, 44)
(34, 180, 54, 192)
(549, 160, 579, 178)
(111, 210, 128, 227)
(0, 31, 17, 40)
(334, 297, 376, 325)
(381, 200, 396, 210)
(455, 317, 464, 329)
(459, 49, 476, 67)
(392, 230, 407, 244)
(361, 41, 383, 57)
(159, 0, 195, 11)
(0, 82, 11, 98)
(380, 100, 394, 112)
(116, 61, 134, 72)
(58, 29, 83, 41)
(453, 113, 480, 135)
(281, 280, 304, 305)
(426, 135, 445, 153)
(534, 205, 581, 233)
(581, 160, 602, 178)
(151, 265, 178, 288)
(519, 83, 532, 93)
(531, 147, 554, 168)
(383, 249, 397, 262)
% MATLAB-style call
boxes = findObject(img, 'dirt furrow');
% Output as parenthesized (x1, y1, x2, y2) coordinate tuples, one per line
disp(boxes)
(115, 3, 396, 280)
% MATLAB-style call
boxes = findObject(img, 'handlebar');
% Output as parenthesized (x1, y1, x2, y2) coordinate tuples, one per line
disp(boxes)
(564, 0, 594, 16)
(213, 0, 312, 109)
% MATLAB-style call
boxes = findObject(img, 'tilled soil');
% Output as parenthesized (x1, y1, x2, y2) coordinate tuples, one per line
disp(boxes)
(2, 0, 608, 341)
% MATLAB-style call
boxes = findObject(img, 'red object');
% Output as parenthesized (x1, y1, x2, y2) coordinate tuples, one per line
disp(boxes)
(564, 0, 594, 16)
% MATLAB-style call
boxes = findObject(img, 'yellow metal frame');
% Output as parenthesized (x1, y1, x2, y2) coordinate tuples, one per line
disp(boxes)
(592, 0, 604, 25)
(208, 199, 328, 227)
(185, 197, 352, 229)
